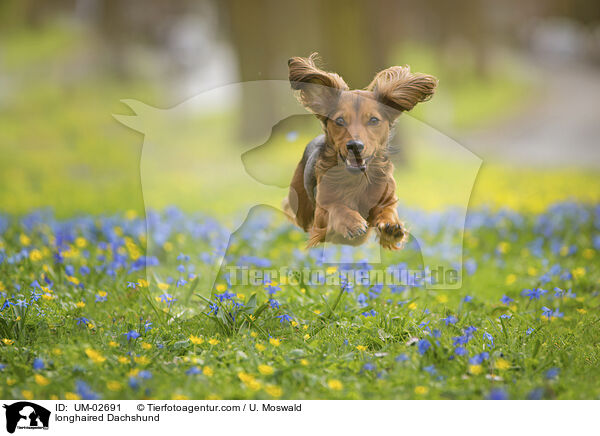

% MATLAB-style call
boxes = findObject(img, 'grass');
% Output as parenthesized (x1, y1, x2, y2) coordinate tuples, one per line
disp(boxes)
(0, 201, 599, 400)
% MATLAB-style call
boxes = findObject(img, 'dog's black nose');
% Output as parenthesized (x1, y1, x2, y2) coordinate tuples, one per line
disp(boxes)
(346, 140, 364, 153)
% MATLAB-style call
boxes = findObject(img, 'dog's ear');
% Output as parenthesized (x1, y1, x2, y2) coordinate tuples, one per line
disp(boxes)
(288, 53, 348, 121)
(367, 66, 437, 119)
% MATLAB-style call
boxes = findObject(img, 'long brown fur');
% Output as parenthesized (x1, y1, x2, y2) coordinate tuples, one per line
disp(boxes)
(285, 54, 437, 250)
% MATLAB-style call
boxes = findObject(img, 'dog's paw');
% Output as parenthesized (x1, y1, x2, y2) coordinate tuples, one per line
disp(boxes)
(377, 222, 405, 239)
(342, 220, 369, 240)
(376, 221, 407, 250)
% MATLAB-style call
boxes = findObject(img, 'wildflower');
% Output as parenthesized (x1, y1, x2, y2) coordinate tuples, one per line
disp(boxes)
(144, 321, 153, 332)
(526, 327, 534, 335)
(33, 358, 44, 370)
(469, 352, 489, 365)
(469, 364, 483, 375)
(441, 315, 457, 326)
(423, 365, 436, 374)
(22, 390, 34, 400)
(495, 358, 510, 370)
(76, 380, 100, 400)
(176, 278, 187, 287)
(255, 343, 266, 352)
(134, 356, 150, 365)
(65, 392, 80, 400)
(395, 354, 409, 362)
(454, 346, 467, 356)
(141, 342, 152, 350)
(76, 301, 86, 308)
(408, 302, 417, 310)
(75, 317, 90, 326)
(276, 314, 292, 323)
(417, 339, 430, 355)
(208, 338, 219, 346)
(541, 306, 553, 320)
(500, 314, 512, 320)
(118, 356, 129, 364)
(300, 359, 309, 366)
(189, 335, 204, 345)
(124, 330, 140, 341)
(327, 379, 343, 390)
(487, 389, 509, 400)
(126, 282, 137, 289)
(303, 333, 310, 340)
(34, 374, 50, 386)
(463, 295, 473, 303)
(106, 381, 122, 391)
(436, 294, 448, 304)
(186, 367, 202, 375)
(500, 295, 514, 305)
(414, 386, 428, 395)
(203, 366, 214, 377)
(505, 274, 517, 285)
(356, 345, 367, 352)
(363, 362, 376, 371)
(108, 341, 119, 348)
(545, 368, 560, 380)
(95, 291, 107, 302)
(85, 348, 106, 364)
(269, 299, 280, 309)
(483, 332, 494, 348)
(258, 364, 274, 375)
(523, 288, 547, 301)
(265, 385, 283, 398)
(269, 338, 280, 347)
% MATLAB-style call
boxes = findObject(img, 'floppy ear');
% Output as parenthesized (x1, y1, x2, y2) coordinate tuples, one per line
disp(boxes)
(367, 66, 437, 119)
(288, 53, 348, 121)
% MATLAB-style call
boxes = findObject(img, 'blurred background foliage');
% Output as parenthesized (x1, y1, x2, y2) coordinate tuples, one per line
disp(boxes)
(1, 0, 599, 216)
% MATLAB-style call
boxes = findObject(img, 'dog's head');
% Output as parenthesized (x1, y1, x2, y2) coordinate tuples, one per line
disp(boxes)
(289, 53, 437, 173)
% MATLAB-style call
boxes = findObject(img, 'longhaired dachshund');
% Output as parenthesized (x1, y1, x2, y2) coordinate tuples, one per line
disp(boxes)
(283, 53, 437, 250)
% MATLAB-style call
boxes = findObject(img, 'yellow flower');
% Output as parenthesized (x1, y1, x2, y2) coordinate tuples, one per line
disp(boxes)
(408, 302, 417, 310)
(163, 242, 173, 252)
(29, 249, 42, 261)
(527, 267, 538, 276)
(237, 293, 245, 300)
(19, 234, 31, 246)
(300, 359, 309, 366)
(469, 364, 483, 375)
(141, 342, 152, 350)
(203, 366, 214, 377)
(303, 334, 310, 340)
(189, 335, 204, 345)
(497, 241, 510, 254)
(356, 345, 367, 352)
(76, 301, 86, 308)
(6, 378, 16, 386)
(106, 381, 122, 391)
(108, 341, 119, 348)
(436, 294, 448, 304)
(172, 394, 189, 400)
(158, 282, 169, 291)
(137, 279, 149, 288)
(576, 308, 587, 314)
(326, 266, 337, 274)
(583, 248, 594, 259)
(269, 338, 280, 347)
(118, 356, 129, 364)
(327, 379, 343, 391)
(255, 343, 266, 352)
(238, 372, 261, 391)
(2, 338, 14, 346)
(66, 276, 80, 285)
(128, 369, 139, 377)
(572, 267, 586, 279)
(414, 385, 429, 395)
(215, 283, 227, 292)
(559, 245, 569, 256)
(34, 374, 50, 386)
(313, 309, 321, 315)
(65, 392, 80, 400)
(75, 237, 87, 248)
(134, 356, 150, 365)
(250, 331, 258, 338)
(303, 325, 308, 330)
(98, 290, 108, 297)
(85, 348, 106, 364)
(494, 358, 510, 370)
(22, 390, 34, 400)
(258, 364, 274, 375)
(291, 320, 298, 327)
(265, 385, 283, 398)
(208, 338, 220, 346)
(505, 274, 517, 285)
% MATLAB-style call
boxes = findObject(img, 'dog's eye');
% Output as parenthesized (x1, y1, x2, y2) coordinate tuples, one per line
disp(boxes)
(334, 117, 345, 126)
(368, 117, 380, 126)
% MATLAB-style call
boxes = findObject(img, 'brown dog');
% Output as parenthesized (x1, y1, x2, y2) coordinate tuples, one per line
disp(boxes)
(283, 53, 437, 250)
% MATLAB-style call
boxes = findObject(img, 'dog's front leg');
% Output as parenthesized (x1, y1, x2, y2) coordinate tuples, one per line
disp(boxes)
(326, 204, 369, 240)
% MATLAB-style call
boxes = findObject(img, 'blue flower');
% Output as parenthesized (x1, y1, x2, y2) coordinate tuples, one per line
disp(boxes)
(138, 370, 152, 379)
(483, 332, 494, 348)
(417, 339, 430, 355)
(487, 388, 509, 400)
(126, 281, 137, 289)
(423, 365, 436, 374)
(526, 327, 534, 335)
(545, 368, 560, 380)
(144, 322, 153, 332)
(500, 314, 512, 320)
(469, 352, 489, 365)
(463, 295, 473, 303)
(441, 315, 457, 326)
(33, 358, 44, 370)
(124, 330, 140, 341)
(76, 380, 100, 400)
(186, 366, 202, 375)
(500, 295, 514, 305)
(176, 278, 187, 287)
(76, 317, 90, 326)
(276, 314, 292, 323)
(269, 299, 280, 309)
(523, 288, 547, 300)
(362, 362, 376, 371)
(454, 346, 467, 356)
(395, 354, 409, 362)
(541, 306, 553, 320)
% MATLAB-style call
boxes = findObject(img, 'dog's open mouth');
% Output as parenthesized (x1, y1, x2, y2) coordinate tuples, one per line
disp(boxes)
(340, 151, 370, 172)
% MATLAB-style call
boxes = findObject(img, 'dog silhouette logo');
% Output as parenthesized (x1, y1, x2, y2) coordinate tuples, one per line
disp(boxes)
(3, 402, 50, 433)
